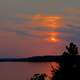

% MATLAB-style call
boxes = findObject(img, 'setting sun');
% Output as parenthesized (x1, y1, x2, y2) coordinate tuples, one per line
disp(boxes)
(48, 37, 58, 42)
(51, 37, 56, 41)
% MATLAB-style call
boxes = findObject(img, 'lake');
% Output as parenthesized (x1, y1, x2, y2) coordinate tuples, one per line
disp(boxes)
(0, 62, 59, 80)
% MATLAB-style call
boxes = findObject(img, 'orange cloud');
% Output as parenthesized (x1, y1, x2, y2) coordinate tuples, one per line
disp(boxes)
(32, 14, 63, 29)
(16, 13, 63, 30)
(32, 14, 62, 20)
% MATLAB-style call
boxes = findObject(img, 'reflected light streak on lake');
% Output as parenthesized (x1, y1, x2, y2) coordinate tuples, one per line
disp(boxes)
(0, 62, 60, 80)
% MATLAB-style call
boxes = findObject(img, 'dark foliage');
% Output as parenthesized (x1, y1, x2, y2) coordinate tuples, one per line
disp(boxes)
(30, 73, 47, 80)
(53, 42, 80, 80)
(30, 42, 80, 80)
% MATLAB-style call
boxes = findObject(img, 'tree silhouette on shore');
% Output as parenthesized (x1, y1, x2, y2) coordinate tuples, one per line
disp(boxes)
(53, 42, 80, 80)
(63, 42, 78, 55)
(30, 42, 80, 80)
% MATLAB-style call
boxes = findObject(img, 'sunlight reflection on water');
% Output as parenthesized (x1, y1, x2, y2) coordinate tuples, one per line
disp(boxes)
(0, 62, 60, 80)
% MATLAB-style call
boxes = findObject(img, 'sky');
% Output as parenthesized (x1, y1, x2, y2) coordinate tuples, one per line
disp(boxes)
(0, 0, 80, 57)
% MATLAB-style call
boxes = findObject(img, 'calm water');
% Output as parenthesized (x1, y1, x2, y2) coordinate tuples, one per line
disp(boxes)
(0, 62, 59, 80)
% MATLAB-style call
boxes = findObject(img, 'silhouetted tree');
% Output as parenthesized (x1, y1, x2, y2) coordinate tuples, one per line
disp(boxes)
(30, 42, 80, 80)
(53, 42, 80, 80)
(30, 73, 47, 80)
(66, 42, 78, 55)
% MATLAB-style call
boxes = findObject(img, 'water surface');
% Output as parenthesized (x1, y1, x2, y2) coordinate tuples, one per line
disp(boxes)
(0, 62, 59, 80)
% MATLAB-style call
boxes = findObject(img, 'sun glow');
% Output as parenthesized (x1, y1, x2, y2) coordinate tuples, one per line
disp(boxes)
(31, 14, 63, 43)
(47, 32, 61, 43)
(32, 14, 63, 29)
(47, 37, 58, 43)
(51, 37, 56, 41)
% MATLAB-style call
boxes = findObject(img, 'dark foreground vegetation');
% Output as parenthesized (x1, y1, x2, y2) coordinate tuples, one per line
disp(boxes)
(30, 42, 80, 80)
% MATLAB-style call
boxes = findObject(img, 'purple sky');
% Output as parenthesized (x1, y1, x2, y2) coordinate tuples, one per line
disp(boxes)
(0, 0, 80, 57)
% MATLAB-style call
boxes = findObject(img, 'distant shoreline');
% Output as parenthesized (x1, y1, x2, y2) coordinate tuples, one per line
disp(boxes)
(0, 55, 80, 63)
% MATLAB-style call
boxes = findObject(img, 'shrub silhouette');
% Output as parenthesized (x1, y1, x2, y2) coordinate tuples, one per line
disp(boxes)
(30, 73, 47, 80)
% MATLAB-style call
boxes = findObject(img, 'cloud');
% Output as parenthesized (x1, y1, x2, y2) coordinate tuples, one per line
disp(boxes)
(1, 13, 80, 43)
(15, 13, 80, 43)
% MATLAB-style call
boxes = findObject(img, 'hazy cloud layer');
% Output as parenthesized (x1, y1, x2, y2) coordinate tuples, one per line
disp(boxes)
(0, 0, 80, 56)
